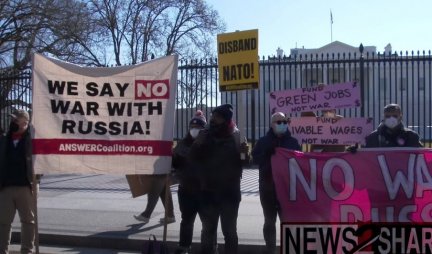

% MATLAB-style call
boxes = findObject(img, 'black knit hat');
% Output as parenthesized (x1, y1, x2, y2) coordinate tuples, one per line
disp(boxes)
(189, 110, 207, 127)
(212, 104, 233, 122)
(384, 103, 401, 113)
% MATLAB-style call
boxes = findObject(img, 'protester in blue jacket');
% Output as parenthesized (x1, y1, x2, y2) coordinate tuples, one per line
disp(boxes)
(252, 112, 301, 254)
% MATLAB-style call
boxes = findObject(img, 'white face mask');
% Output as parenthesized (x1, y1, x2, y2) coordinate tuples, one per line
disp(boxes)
(189, 128, 201, 139)
(384, 117, 399, 129)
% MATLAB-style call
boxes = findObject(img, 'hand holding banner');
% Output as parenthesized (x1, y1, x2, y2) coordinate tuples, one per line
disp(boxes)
(272, 148, 432, 223)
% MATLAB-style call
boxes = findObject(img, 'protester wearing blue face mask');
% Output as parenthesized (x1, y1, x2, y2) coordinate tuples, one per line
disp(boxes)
(252, 112, 301, 254)
(365, 104, 422, 148)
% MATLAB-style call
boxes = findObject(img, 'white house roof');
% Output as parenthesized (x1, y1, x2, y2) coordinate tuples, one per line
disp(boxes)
(290, 41, 377, 57)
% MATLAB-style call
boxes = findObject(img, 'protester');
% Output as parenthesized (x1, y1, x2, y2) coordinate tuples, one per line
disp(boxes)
(252, 112, 301, 254)
(312, 109, 346, 152)
(172, 110, 207, 254)
(190, 104, 242, 254)
(133, 175, 175, 224)
(364, 103, 422, 148)
(300, 83, 346, 152)
(0, 109, 35, 254)
(352, 104, 422, 221)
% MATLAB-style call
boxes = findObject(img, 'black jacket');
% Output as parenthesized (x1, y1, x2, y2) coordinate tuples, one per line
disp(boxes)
(172, 135, 201, 191)
(252, 129, 301, 185)
(190, 127, 242, 196)
(0, 129, 34, 189)
(365, 123, 422, 148)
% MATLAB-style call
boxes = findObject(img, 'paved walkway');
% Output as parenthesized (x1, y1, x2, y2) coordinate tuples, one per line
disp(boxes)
(10, 170, 281, 253)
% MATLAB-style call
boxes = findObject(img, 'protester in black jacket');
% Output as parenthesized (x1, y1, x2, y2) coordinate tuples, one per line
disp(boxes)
(190, 104, 242, 254)
(0, 109, 35, 254)
(172, 110, 207, 254)
(365, 104, 422, 148)
(252, 112, 301, 254)
(361, 104, 422, 222)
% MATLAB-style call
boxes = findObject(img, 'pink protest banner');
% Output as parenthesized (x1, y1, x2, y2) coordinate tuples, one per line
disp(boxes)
(269, 81, 360, 114)
(289, 117, 374, 145)
(271, 148, 432, 223)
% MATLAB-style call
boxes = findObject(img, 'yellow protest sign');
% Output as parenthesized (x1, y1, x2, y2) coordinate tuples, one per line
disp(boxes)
(217, 29, 259, 91)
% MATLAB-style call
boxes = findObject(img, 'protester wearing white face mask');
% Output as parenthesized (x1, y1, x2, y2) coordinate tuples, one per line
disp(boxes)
(172, 110, 207, 254)
(365, 104, 422, 147)
(252, 112, 301, 254)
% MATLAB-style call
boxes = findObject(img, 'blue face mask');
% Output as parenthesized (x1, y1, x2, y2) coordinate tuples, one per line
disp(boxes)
(274, 124, 288, 134)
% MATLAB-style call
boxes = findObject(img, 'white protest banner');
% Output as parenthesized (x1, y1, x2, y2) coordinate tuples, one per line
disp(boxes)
(269, 81, 361, 114)
(31, 53, 178, 174)
(289, 117, 374, 145)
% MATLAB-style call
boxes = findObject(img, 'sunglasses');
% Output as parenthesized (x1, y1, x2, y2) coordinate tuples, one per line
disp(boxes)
(384, 114, 399, 118)
(274, 120, 288, 125)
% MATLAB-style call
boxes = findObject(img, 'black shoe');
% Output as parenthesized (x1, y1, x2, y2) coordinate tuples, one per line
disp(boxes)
(174, 246, 191, 254)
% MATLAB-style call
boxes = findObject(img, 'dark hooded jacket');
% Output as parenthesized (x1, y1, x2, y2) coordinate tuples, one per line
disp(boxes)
(0, 128, 33, 190)
(252, 128, 301, 186)
(365, 122, 422, 148)
(190, 125, 242, 199)
(172, 134, 201, 192)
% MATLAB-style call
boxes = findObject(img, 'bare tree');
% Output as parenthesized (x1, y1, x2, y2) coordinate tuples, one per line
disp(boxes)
(125, 0, 171, 64)
(164, 0, 224, 58)
(90, 0, 225, 65)
(89, 0, 136, 66)
(88, 0, 225, 109)
(0, 0, 103, 70)
(0, 0, 103, 118)
(0, 0, 226, 114)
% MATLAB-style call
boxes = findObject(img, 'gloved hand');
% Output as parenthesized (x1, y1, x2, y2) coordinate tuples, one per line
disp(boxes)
(346, 143, 359, 154)
(193, 129, 209, 146)
(265, 145, 276, 157)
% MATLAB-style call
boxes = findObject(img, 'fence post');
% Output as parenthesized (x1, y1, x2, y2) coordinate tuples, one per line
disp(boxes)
(251, 89, 256, 148)
(359, 43, 365, 117)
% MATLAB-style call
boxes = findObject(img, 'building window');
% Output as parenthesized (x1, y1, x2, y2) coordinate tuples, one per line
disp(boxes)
(419, 77, 425, 90)
(309, 79, 317, 86)
(400, 77, 407, 91)
(328, 67, 343, 84)
(264, 78, 271, 93)
(284, 79, 291, 89)
(379, 78, 387, 93)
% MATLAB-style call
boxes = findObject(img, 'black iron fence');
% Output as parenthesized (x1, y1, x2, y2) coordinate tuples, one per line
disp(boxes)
(177, 47, 432, 147)
(2, 46, 432, 147)
(0, 69, 32, 133)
